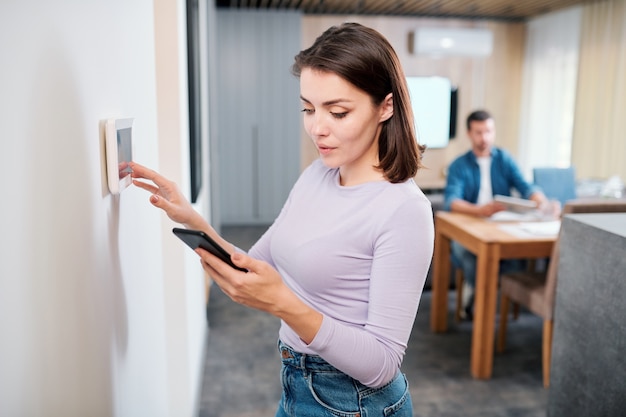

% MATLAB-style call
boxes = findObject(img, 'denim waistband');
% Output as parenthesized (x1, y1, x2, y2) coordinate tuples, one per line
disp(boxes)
(278, 340, 340, 372)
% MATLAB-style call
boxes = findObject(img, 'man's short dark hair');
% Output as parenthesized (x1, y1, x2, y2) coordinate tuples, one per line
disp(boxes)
(466, 110, 493, 130)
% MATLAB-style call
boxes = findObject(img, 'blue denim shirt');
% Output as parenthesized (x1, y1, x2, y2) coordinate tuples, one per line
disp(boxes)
(444, 147, 537, 211)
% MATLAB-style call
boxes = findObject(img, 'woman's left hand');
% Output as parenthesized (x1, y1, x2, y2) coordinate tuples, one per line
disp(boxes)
(197, 249, 288, 314)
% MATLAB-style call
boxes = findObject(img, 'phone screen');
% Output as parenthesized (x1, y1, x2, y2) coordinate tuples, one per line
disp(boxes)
(172, 228, 247, 272)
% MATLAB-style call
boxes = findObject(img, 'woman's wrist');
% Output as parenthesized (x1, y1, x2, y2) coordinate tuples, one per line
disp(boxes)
(183, 211, 209, 231)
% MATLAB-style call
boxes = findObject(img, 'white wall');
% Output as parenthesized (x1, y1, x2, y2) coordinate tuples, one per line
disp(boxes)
(0, 1, 209, 416)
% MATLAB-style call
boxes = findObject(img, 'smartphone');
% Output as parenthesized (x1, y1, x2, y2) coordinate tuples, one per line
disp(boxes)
(172, 228, 247, 272)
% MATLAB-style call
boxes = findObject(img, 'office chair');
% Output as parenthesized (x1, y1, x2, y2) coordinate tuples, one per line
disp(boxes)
(533, 166, 577, 207)
(453, 250, 520, 322)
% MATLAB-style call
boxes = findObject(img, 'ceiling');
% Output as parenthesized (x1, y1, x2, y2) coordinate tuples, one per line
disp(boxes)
(215, 0, 596, 21)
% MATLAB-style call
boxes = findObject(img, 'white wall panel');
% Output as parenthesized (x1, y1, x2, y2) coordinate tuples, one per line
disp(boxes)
(216, 10, 301, 225)
(0, 1, 208, 415)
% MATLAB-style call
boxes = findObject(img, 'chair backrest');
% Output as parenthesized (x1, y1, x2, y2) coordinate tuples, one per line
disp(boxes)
(533, 167, 577, 208)
(562, 198, 626, 214)
(545, 199, 626, 317)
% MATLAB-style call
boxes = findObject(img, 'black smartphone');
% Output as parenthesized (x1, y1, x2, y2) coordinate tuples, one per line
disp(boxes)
(172, 228, 247, 272)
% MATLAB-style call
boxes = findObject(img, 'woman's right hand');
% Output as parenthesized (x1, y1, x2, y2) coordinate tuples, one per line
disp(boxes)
(130, 162, 202, 227)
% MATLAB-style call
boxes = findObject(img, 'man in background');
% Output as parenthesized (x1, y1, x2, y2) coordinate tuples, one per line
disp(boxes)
(444, 109, 549, 320)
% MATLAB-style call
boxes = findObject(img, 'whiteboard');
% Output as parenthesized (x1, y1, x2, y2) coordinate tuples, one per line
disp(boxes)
(406, 76, 453, 149)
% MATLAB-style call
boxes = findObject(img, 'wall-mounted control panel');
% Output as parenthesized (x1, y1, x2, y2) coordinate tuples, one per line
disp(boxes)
(105, 118, 134, 194)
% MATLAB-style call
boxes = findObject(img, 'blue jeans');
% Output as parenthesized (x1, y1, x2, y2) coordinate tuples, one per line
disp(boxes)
(275, 340, 413, 417)
(451, 241, 525, 287)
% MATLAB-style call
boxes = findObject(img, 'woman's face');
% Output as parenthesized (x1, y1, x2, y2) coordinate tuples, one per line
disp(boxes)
(299, 68, 393, 185)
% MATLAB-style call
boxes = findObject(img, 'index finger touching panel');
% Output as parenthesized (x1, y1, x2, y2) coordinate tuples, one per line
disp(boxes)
(131, 162, 165, 185)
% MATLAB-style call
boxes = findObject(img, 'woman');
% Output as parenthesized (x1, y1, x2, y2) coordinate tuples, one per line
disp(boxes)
(132, 22, 433, 417)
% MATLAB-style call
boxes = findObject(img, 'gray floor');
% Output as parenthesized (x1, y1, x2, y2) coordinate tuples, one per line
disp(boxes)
(198, 226, 548, 417)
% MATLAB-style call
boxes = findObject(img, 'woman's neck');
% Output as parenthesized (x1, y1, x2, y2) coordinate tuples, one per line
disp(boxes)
(338, 165, 385, 186)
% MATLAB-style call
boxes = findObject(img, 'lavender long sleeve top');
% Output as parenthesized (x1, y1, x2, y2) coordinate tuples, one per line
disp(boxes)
(248, 159, 434, 388)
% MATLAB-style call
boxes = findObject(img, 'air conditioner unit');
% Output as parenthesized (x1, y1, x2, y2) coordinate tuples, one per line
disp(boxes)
(408, 27, 493, 57)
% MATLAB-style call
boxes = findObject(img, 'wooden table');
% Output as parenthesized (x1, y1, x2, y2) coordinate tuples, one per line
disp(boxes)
(430, 211, 557, 379)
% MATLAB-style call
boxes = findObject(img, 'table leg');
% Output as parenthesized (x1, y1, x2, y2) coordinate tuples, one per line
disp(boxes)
(470, 243, 500, 379)
(430, 228, 451, 332)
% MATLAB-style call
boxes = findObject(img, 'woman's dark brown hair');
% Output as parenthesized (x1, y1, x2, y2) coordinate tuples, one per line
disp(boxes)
(292, 22, 425, 183)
